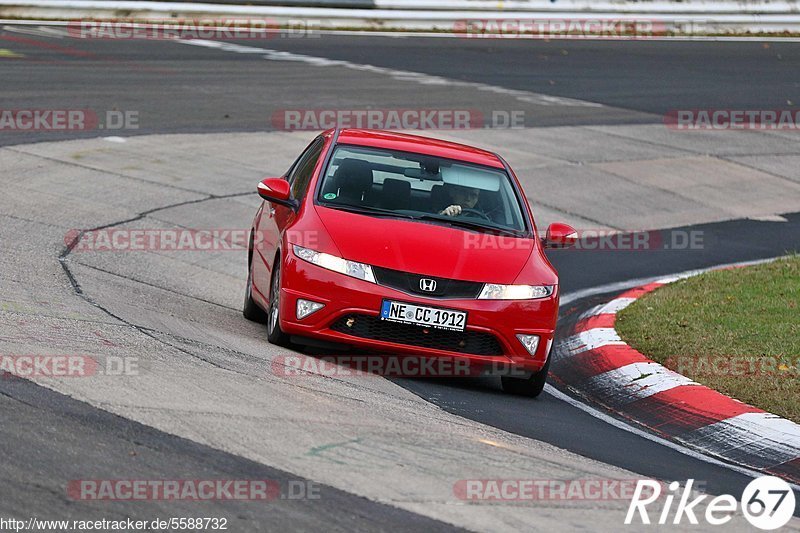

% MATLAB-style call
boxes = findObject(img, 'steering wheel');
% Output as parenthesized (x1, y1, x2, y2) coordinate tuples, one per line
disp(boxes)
(459, 208, 491, 221)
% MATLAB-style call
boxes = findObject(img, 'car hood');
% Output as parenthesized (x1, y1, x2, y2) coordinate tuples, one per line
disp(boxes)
(315, 206, 538, 284)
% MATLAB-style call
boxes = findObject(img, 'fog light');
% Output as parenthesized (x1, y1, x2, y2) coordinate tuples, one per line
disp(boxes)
(296, 299, 324, 320)
(516, 334, 540, 356)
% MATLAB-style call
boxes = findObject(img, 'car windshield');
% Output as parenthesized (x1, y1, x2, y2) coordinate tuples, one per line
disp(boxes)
(317, 144, 529, 234)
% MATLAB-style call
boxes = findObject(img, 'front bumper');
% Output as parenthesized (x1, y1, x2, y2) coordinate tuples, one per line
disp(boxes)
(278, 252, 558, 373)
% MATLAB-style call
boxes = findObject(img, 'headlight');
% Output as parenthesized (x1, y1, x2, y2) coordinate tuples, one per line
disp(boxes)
(478, 284, 553, 300)
(292, 245, 376, 284)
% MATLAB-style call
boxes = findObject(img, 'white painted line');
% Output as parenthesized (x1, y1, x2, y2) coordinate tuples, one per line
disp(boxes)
(585, 361, 697, 403)
(544, 383, 800, 491)
(678, 412, 800, 468)
(561, 327, 624, 355)
(176, 38, 603, 108)
(749, 214, 789, 222)
(1, 23, 66, 37)
(578, 297, 636, 320)
(654, 270, 712, 284)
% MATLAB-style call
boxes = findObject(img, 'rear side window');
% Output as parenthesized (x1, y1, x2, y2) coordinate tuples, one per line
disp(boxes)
(288, 137, 325, 200)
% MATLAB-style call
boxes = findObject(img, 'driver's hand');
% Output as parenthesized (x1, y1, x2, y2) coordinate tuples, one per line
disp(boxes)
(439, 204, 462, 217)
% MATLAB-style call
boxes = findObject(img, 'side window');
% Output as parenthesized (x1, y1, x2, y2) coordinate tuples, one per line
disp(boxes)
(288, 138, 324, 200)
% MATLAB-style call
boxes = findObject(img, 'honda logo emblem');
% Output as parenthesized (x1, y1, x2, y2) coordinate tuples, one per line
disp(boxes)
(419, 278, 437, 292)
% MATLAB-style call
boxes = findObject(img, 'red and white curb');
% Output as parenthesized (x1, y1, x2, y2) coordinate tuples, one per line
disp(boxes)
(555, 266, 800, 484)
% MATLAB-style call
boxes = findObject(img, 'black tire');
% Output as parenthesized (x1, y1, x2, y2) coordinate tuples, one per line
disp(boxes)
(266, 259, 290, 346)
(243, 249, 268, 323)
(501, 350, 551, 397)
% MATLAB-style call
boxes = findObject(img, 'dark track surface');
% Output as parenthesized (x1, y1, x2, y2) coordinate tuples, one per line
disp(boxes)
(0, 376, 461, 531)
(1, 29, 798, 145)
(393, 212, 800, 511)
(257, 36, 800, 114)
(1, 26, 799, 526)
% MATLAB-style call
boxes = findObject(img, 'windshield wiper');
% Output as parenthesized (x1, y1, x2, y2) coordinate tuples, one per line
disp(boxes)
(417, 214, 522, 237)
(320, 203, 414, 220)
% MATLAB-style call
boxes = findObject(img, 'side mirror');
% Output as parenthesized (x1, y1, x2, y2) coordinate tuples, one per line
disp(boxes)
(544, 222, 578, 249)
(257, 178, 297, 210)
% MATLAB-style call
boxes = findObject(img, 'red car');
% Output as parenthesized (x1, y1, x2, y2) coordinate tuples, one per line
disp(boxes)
(244, 129, 576, 396)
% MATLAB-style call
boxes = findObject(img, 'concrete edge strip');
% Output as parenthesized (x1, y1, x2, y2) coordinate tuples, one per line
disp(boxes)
(3, 0, 800, 16)
(6, 19, 800, 41)
(556, 259, 800, 484)
(1, 2, 800, 35)
(372, 0, 800, 14)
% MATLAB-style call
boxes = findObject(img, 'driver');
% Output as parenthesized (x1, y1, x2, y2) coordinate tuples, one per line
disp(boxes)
(439, 184, 481, 217)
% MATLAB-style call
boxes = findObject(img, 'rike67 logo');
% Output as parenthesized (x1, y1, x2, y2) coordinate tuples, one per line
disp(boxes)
(626, 477, 796, 530)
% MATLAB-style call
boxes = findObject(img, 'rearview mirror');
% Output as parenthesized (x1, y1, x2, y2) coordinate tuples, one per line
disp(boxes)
(544, 222, 578, 249)
(257, 178, 297, 210)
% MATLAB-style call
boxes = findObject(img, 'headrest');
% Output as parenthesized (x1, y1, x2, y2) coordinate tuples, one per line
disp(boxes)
(381, 178, 411, 210)
(333, 159, 373, 195)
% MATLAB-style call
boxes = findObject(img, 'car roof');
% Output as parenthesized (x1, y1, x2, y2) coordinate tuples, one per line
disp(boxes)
(326, 129, 506, 169)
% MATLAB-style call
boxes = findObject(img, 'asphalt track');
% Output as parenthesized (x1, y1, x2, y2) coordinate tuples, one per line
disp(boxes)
(0, 376, 461, 532)
(1, 25, 800, 530)
(2, 30, 800, 145)
(397, 212, 800, 500)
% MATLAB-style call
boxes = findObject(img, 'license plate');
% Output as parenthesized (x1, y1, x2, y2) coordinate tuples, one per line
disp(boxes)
(380, 300, 467, 332)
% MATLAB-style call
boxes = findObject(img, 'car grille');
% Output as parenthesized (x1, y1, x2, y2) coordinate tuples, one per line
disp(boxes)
(330, 314, 504, 356)
(372, 266, 483, 299)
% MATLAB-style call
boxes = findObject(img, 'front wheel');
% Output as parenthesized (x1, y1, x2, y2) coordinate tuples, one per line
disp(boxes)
(267, 260, 290, 346)
(501, 351, 551, 397)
